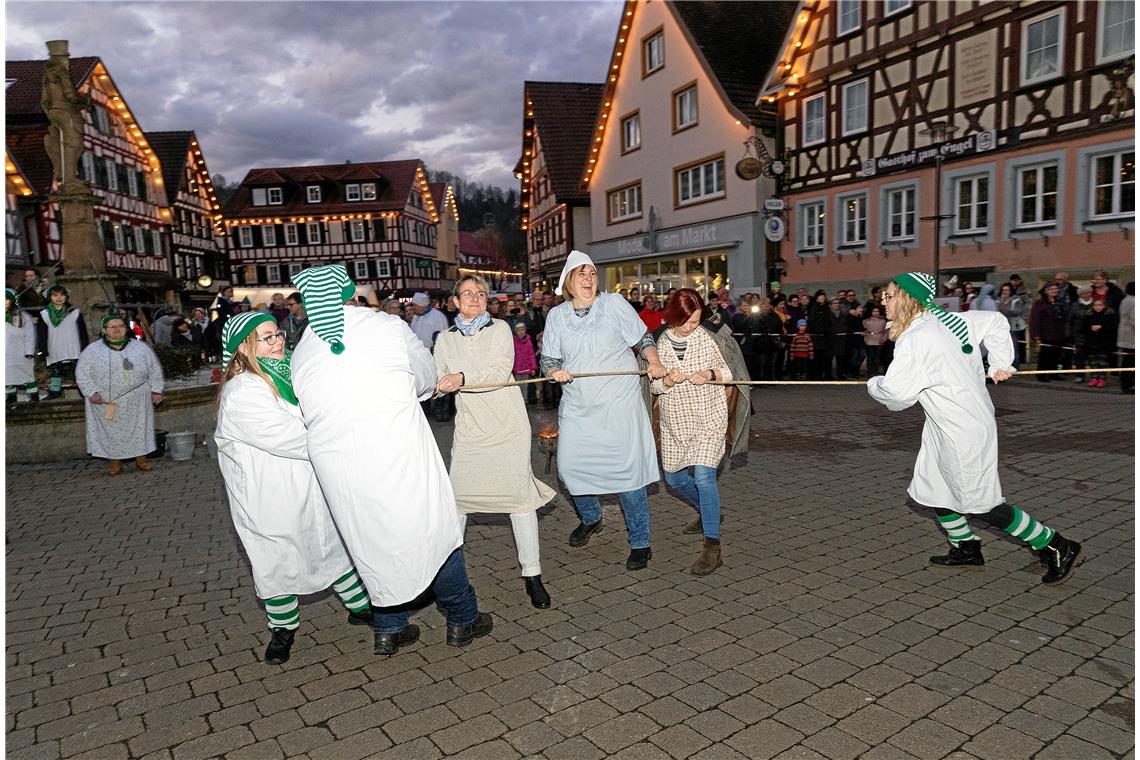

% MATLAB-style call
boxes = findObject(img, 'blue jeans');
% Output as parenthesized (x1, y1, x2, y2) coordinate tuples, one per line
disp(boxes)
(372, 549, 478, 634)
(572, 488, 650, 549)
(664, 465, 721, 540)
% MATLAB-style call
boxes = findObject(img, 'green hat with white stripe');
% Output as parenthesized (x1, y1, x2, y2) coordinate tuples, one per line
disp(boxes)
(221, 312, 276, 370)
(893, 272, 973, 355)
(291, 264, 356, 355)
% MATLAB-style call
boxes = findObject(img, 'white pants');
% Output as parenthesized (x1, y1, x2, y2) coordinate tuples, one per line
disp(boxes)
(458, 512, 542, 577)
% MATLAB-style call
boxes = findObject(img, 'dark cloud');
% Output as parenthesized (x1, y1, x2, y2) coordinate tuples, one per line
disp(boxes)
(6, 0, 619, 188)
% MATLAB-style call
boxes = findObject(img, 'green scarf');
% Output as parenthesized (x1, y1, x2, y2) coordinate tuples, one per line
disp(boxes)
(256, 354, 298, 406)
(46, 303, 68, 328)
(103, 337, 129, 349)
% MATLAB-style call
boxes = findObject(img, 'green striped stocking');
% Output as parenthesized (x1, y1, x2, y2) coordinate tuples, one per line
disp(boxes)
(265, 595, 300, 630)
(1003, 505, 1055, 550)
(332, 569, 370, 613)
(937, 512, 978, 546)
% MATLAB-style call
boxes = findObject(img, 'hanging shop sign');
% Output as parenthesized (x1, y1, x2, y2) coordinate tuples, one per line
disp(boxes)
(860, 130, 996, 178)
(763, 215, 786, 243)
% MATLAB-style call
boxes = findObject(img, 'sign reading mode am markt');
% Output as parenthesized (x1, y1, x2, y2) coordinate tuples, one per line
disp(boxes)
(861, 130, 996, 178)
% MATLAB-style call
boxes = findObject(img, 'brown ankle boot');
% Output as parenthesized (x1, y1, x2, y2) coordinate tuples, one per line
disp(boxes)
(134, 456, 153, 472)
(108, 459, 123, 476)
(690, 538, 722, 576)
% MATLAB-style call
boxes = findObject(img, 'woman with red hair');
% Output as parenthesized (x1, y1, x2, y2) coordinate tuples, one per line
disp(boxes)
(651, 288, 750, 575)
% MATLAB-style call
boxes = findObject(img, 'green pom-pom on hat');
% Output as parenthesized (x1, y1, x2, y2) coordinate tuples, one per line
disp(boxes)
(292, 264, 355, 355)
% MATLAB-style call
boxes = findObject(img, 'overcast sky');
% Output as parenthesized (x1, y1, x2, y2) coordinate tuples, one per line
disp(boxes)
(7, 1, 619, 189)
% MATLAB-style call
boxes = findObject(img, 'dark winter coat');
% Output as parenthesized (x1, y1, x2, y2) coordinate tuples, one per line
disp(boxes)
(1029, 298, 1069, 344)
(1082, 310, 1119, 355)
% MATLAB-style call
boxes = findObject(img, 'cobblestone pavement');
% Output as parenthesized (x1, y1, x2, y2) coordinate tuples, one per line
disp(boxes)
(6, 383, 1133, 760)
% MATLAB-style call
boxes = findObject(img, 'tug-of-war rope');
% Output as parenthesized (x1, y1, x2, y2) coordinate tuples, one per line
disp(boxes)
(456, 366, 1136, 391)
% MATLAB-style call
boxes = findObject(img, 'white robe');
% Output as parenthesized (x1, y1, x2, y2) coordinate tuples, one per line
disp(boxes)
(291, 307, 462, 607)
(6, 317, 36, 386)
(41, 308, 83, 364)
(75, 340, 164, 459)
(214, 373, 354, 599)
(867, 310, 1015, 514)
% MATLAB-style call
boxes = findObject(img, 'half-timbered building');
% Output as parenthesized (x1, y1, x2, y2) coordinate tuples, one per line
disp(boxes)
(147, 131, 225, 308)
(581, 0, 794, 297)
(430, 181, 461, 284)
(516, 81, 603, 291)
(221, 160, 447, 297)
(762, 0, 1135, 294)
(6, 56, 174, 302)
(5, 152, 36, 269)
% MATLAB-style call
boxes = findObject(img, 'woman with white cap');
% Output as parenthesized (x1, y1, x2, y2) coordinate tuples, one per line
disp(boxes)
(214, 312, 372, 665)
(541, 250, 667, 571)
(434, 274, 557, 608)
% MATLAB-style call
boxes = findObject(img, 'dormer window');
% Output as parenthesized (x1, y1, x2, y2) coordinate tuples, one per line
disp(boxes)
(362, 183, 377, 201)
(307, 185, 321, 203)
(251, 188, 267, 206)
(346, 184, 361, 202)
(268, 187, 283, 205)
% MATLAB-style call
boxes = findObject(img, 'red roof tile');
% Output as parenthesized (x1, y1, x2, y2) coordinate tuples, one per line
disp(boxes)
(6, 126, 54, 195)
(523, 81, 604, 205)
(6, 57, 101, 119)
(145, 130, 195, 205)
(222, 159, 426, 217)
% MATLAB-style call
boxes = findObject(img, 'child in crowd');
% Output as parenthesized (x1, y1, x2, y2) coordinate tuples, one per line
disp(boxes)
(35, 285, 88, 399)
(862, 306, 888, 377)
(512, 321, 538, 404)
(1082, 299, 1118, 388)
(788, 319, 813, 380)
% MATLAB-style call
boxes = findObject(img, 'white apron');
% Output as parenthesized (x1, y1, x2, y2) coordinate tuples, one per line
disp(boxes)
(214, 373, 355, 599)
(867, 310, 1016, 514)
(291, 307, 462, 607)
(6, 317, 36, 385)
(42, 308, 83, 364)
(75, 340, 163, 459)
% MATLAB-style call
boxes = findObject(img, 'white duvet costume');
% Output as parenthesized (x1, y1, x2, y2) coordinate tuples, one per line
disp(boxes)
(291, 305, 463, 607)
(214, 372, 354, 598)
(6, 313, 36, 386)
(867, 309, 1015, 514)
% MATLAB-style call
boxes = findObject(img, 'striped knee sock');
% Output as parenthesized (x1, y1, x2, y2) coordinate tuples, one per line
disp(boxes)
(264, 595, 300, 630)
(1002, 505, 1055, 550)
(936, 511, 978, 545)
(332, 569, 370, 613)
(24, 382, 38, 400)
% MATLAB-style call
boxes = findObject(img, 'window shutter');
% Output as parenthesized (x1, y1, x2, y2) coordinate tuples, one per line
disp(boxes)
(101, 221, 115, 249)
(118, 165, 129, 192)
(95, 159, 107, 188)
(252, 226, 262, 247)
(367, 260, 377, 278)
(373, 220, 386, 241)
(123, 224, 135, 252)
(256, 265, 267, 284)
(143, 229, 155, 255)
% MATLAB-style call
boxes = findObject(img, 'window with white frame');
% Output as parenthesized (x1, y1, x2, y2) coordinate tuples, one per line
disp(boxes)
(622, 113, 641, 152)
(1017, 163, 1059, 226)
(675, 86, 698, 130)
(842, 79, 868, 136)
(267, 187, 283, 205)
(350, 220, 367, 242)
(238, 225, 253, 247)
(840, 194, 867, 245)
(354, 260, 369, 279)
(677, 157, 725, 206)
(112, 223, 125, 251)
(803, 93, 826, 146)
(362, 183, 377, 200)
(288, 263, 302, 278)
(266, 264, 280, 283)
(94, 107, 110, 134)
(1099, 0, 1134, 62)
(608, 184, 642, 222)
(644, 31, 664, 74)
(884, 0, 910, 16)
(837, 0, 860, 35)
(134, 227, 146, 253)
(346, 184, 361, 202)
(306, 221, 322, 243)
(1091, 150, 1135, 218)
(1022, 9, 1064, 85)
(251, 188, 267, 206)
(954, 175, 990, 233)
(801, 201, 825, 250)
(81, 153, 95, 184)
(284, 223, 298, 245)
(106, 158, 118, 191)
(261, 224, 277, 246)
(306, 185, 321, 203)
(152, 230, 163, 256)
(376, 259, 391, 277)
(127, 170, 139, 197)
(886, 187, 916, 240)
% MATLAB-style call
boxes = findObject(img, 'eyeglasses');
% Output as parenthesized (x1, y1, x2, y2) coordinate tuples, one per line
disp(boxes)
(458, 290, 488, 300)
(257, 331, 287, 345)
(882, 294, 896, 302)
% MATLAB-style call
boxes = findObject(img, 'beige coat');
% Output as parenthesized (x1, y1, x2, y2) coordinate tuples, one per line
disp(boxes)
(652, 326, 731, 471)
(435, 319, 556, 514)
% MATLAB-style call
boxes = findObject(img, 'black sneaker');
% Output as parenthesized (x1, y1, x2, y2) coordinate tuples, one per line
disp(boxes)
(373, 624, 420, 655)
(929, 540, 985, 570)
(447, 612, 493, 647)
(264, 628, 296, 665)
(1041, 537, 1084, 585)
(626, 547, 652, 571)
(346, 608, 373, 627)
(568, 519, 603, 547)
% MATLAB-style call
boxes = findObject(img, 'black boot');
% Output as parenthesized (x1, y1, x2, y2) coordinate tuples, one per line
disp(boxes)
(373, 624, 420, 655)
(346, 608, 373, 626)
(447, 612, 493, 647)
(568, 519, 603, 547)
(626, 547, 652, 571)
(264, 628, 296, 665)
(1040, 536, 1084, 585)
(929, 540, 985, 569)
(524, 575, 551, 609)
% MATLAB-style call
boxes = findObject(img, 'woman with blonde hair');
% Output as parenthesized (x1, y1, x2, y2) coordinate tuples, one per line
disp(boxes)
(214, 312, 372, 665)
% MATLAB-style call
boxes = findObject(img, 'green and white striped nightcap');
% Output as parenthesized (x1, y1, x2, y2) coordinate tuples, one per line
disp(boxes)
(893, 272, 973, 355)
(291, 264, 356, 355)
(221, 312, 276, 370)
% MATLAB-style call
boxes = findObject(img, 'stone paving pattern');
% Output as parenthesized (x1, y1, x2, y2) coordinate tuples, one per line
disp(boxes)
(6, 383, 1134, 759)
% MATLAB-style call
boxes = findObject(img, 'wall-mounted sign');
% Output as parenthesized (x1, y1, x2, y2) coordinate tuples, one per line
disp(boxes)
(955, 32, 998, 106)
(764, 216, 786, 243)
(861, 130, 997, 178)
(764, 198, 786, 211)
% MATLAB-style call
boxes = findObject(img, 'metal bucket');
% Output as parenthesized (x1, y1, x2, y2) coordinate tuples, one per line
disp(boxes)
(167, 431, 197, 461)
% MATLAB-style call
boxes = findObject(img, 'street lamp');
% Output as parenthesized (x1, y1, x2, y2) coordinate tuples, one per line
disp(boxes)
(920, 121, 958, 294)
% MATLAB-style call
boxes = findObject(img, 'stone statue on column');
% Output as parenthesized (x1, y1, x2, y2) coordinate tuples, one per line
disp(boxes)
(42, 39, 90, 187)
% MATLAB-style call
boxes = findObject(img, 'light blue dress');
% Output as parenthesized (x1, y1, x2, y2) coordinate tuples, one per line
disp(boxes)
(542, 293, 660, 495)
